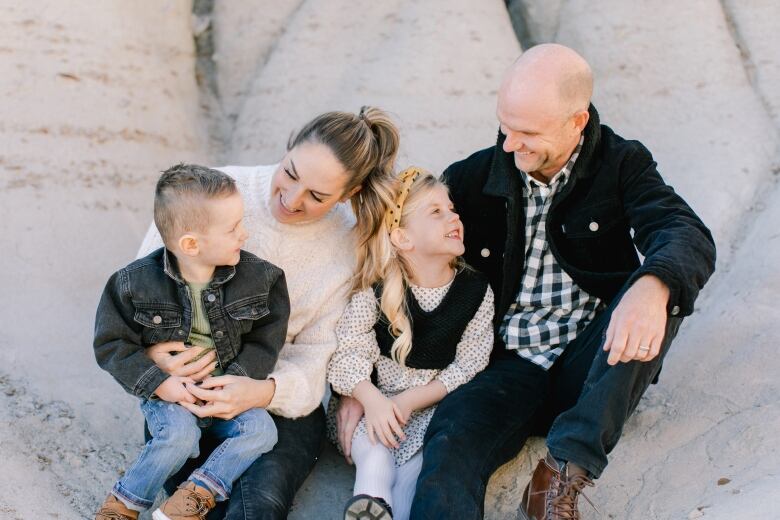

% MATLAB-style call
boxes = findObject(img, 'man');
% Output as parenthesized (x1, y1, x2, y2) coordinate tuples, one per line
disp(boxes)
(338, 43, 715, 519)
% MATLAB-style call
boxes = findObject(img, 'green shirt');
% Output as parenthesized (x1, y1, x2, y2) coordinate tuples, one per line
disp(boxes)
(187, 280, 223, 376)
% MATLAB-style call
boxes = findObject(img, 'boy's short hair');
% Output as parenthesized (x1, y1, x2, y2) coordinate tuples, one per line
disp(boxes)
(154, 163, 237, 246)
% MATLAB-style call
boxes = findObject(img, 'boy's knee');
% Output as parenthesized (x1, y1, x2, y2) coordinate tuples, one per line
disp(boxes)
(155, 405, 201, 454)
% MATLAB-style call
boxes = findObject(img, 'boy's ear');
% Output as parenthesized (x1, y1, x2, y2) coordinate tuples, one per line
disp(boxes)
(389, 228, 413, 252)
(178, 234, 199, 256)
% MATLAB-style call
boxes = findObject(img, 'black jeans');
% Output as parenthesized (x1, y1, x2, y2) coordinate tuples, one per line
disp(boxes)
(410, 300, 682, 520)
(146, 405, 325, 519)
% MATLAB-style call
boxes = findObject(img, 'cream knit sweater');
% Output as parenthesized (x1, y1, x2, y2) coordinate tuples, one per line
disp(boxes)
(138, 164, 356, 418)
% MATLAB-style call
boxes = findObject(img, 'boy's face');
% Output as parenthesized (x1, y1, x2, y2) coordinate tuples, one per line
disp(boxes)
(191, 193, 248, 267)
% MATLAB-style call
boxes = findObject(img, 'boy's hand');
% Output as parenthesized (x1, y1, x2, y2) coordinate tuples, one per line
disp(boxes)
(389, 392, 414, 424)
(147, 341, 218, 381)
(153, 376, 197, 404)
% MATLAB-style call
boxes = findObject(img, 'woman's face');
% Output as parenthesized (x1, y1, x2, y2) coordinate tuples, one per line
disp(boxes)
(269, 141, 352, 224)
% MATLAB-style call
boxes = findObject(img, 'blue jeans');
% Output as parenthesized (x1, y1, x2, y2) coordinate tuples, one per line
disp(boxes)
(114, 400, 277, 510)
(150, 405, 326, 519)
(410, 295, 683, 519)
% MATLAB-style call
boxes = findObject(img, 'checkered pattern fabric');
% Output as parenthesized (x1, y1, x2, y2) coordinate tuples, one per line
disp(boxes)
(500, 136, 602, 369)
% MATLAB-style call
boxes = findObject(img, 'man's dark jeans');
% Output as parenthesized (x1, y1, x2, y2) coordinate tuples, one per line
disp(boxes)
(147, 405, 325, 519)
(410, 299, 683, 520)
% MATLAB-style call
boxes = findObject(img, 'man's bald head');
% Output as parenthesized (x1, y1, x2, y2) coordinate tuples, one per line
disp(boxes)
(500, 44, 593, 119)
(496, 44, 594, 181)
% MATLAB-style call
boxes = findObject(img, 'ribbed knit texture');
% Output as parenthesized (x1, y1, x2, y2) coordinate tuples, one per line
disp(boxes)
(139, 164, 356, 418)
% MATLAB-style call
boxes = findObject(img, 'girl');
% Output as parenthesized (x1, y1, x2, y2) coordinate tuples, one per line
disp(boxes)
(327, 167, 495, 520)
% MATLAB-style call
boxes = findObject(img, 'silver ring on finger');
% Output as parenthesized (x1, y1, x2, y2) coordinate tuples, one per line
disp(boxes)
(638, 345, 650, 353)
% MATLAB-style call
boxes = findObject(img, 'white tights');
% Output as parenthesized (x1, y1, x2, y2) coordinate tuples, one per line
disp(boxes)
(351, 433, 423, 520)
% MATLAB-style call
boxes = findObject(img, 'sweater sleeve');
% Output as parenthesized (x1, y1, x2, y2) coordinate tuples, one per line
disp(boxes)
(435, 285, 495, 393)
(265, 280, 351, 418)
(327, 289, 381, 396)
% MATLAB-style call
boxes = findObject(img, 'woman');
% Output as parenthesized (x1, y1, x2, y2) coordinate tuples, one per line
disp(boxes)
(136, 106, 400, 519)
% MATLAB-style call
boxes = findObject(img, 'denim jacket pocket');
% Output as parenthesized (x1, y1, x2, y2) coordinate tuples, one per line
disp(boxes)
(133, 303, 183, 345)
(225, 294, 270, 334)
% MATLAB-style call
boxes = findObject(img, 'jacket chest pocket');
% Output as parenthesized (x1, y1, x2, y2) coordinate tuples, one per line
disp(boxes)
(133, 304, 183, 345)
(225, 294, 270, 335)
(561, 200, 623, 238)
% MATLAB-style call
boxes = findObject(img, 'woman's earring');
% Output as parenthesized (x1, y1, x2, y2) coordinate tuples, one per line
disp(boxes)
(359, 192, 364, 205)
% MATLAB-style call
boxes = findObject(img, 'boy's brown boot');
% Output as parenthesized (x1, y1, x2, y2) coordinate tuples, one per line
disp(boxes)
(152, 481, 216, 520)
(95, 493, 139, 520)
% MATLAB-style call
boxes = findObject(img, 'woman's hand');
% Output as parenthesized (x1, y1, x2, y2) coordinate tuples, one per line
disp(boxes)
(147, 341, 218, 381)
(179, 376, 276, 420)
(336, 395, 365, 464)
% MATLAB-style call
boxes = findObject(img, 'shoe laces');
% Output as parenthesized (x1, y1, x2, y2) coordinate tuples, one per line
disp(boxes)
(96, 509, 135, 520)
(181, 489, 212, 519)
(531, 472, 600, 520)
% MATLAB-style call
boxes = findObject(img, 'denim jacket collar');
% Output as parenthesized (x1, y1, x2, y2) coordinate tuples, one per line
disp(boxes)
(162, 248, 237, 287)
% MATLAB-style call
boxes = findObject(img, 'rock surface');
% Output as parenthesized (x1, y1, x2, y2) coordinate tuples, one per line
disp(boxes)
(1, 1, 777, 519)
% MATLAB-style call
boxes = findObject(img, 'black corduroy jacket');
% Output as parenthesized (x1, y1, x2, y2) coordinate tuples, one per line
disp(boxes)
(442, 105, 716, 343)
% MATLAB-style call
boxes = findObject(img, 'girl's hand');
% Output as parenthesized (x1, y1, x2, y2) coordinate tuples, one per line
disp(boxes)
(362, 390, 406, 449)
(179, 376, 276, 420)
(147, 341, 218, 380)
(389, 392, 414, 424)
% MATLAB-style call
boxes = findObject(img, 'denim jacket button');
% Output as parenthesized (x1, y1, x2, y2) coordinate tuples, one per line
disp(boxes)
(206, 294, 216, 303)
(215, 330, 224, 338)
(177, 330, 184, 336)
(589, 221, 599, 232)
(481, 248, 490, 258)
(670, 305, 680, 316)
(152, 315, 162, 325)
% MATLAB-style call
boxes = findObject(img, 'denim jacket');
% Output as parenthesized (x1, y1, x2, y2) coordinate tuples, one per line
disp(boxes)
(94, 247, 290, 399)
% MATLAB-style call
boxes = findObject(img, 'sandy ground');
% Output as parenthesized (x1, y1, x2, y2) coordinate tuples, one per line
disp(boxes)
(0, 1, 778, 519)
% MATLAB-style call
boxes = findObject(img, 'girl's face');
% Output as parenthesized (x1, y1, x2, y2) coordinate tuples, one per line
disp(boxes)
(269, 141, 352, 224)
(398, 184, 465, 261)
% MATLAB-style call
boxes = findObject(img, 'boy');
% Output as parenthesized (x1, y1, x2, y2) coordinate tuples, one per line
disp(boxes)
(93, 164, 290, 520)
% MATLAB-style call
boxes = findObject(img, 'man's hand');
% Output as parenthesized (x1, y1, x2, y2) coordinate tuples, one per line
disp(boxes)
(603, 275, 671, 365)
(147, 341, 218, 381)
(336, 395, 364, 464)
(153, 375, 197, 404)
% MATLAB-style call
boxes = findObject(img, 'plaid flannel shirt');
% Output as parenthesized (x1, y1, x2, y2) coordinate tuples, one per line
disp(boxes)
(500, 136, 602, 369)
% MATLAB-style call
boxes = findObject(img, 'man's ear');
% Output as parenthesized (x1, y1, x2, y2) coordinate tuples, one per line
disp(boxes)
(572, 109, 590, 133)
(341, 185, 362, 203)
(178, 234, 199, 256)
(389, 228, 413, 252)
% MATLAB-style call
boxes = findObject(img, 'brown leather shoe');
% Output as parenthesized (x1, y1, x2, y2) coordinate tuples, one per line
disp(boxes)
(152, 481, 216, 520)
(519, 453, 595, 520)
(95, 493, 139, 520)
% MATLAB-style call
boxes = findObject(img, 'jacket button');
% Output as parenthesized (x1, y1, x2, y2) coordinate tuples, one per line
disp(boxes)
(481, 248, 490, 258)
(206, 294, 216, 303)
(215, 330, 224, 338)
(589, 221, 599, 232)
(177, 330, 184, 336)
(671, 305, 680, 316)
(152, 315, 162, 325)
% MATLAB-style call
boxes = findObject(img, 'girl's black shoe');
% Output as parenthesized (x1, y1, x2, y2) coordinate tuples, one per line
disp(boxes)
(343, 494, 393, 519)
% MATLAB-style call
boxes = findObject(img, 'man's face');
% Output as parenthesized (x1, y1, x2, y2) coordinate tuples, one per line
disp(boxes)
(497, 89, 581, 181)
(195, 193, 248, 267)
